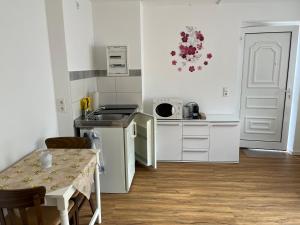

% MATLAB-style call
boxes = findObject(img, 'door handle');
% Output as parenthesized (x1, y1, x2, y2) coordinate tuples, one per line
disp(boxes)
(132, 122, 137, 138)
(285, 88, 292, 99)
(281, 88, 292, 99)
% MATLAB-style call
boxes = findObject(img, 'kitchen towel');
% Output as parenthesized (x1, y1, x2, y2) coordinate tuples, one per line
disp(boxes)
(92, 91, 100, 110)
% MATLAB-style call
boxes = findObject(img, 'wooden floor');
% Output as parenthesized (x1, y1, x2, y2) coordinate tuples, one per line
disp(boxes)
(79, 150, 300, 225)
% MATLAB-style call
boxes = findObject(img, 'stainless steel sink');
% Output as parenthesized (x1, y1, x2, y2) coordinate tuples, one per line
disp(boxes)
(74, 105, 138, 128)
(93, 114, 126, 121)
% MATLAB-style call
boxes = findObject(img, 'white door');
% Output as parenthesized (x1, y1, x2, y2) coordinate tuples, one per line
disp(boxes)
(240, 32, 291, 150)
(156, 121, 182, 160)
(134, 113, 157, 169)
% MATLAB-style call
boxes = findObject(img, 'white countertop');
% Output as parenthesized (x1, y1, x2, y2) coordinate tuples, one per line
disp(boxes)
(158, 114, 240, 123)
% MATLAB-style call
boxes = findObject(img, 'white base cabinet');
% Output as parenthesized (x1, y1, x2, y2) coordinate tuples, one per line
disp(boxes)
(156, 121, 182, 160)
(210, 123, 240, 162)
(157, 120, 240, 163)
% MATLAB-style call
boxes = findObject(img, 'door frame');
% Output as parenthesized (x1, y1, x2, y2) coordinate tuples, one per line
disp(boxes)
(237, 25, 300, 151)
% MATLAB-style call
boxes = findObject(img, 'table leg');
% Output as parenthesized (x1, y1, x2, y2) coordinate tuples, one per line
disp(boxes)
(57, 198, 70, 225)
(95, 153, 102, 224)
(59, 209, 70, 225)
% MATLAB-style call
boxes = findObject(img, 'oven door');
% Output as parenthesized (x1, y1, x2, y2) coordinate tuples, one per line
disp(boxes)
(155, 103, 175, 119)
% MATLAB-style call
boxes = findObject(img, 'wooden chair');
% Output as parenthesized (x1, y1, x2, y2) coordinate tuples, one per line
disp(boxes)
(0, 186, 77, 225)
(45, 137, 92, 149)
(45, 137, 95, 224)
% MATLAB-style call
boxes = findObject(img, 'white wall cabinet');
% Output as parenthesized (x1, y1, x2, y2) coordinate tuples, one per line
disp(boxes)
(156, 120, 240, 162)
(157, 121, 182, 161)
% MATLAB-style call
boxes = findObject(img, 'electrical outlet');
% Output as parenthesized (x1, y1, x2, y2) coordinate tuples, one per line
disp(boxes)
(223, 87, 229, 97)
(56, 98, 66, 113)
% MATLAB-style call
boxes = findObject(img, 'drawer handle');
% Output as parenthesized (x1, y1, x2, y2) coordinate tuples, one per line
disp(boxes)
(183, 136, 209, 139)
(183, 149, 208, 152)
(211, 123, 238, 126)
(157, 123, 181, 126)
(183, 124, 208, 126)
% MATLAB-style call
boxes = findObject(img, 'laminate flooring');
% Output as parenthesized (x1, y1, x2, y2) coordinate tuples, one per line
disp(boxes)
(79, 150, 300, 225)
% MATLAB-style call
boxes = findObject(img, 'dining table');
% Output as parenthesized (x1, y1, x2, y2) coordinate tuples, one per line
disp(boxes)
(0, 148, 102, 225)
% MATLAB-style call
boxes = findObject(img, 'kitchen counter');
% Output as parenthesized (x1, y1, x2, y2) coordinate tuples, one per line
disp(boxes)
(74, 107, 138, 129)
(158, 114, 240, 123)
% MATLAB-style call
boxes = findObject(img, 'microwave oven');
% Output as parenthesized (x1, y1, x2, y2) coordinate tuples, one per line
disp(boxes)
(153, 98, 183, 120)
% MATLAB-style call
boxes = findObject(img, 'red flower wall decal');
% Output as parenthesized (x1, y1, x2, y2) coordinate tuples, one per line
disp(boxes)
(189, 66, 195, 72)
(170, 26, 213, 73)
(207, 53, 213, 59)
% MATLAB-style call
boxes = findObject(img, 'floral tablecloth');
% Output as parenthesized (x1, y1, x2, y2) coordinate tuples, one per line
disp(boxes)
(0, 149, 97, 199)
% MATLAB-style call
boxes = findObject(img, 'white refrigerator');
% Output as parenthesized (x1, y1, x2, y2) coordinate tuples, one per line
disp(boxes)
(81, 112, 156, 193)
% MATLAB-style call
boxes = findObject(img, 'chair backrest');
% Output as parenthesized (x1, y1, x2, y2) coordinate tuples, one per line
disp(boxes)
(0, 186, 46, 225)
(45, 137, 92, 149)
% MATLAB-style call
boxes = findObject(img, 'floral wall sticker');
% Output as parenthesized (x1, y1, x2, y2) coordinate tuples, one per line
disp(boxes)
(170, 26, 213, 73)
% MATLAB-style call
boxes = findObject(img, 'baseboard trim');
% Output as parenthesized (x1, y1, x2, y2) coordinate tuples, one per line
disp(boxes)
(288, 150, 300, 155)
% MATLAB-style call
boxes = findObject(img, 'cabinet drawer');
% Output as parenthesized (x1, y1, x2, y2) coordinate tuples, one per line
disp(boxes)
(182, 151, 209, 161)
(183, 123, 209, 136)
(182, 136, 209, 149)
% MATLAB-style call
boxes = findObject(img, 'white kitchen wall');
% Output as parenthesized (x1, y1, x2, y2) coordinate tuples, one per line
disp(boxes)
(63, 0, 97, 118)
(45, 0, 74, 136)
(46, 0, 97, 127)
(92, 0, 143, 107)
(92, 0, 141, 70)
(141, 1, 300, 116)
(0, 0, 58, 171)
(63, 0, 95, 71)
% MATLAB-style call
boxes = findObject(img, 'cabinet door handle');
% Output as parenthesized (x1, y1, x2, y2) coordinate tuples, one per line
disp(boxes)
(132, 122, 137, 138)
(183, 124, 208, 126)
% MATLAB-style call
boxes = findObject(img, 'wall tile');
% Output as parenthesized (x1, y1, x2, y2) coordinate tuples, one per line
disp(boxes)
(98, 77, 116, 92)
(72, 100, 81, 119)
(116, 93, 142, 106)
(116, 77, 142, 92)
(70, 79, 85, 102)
(99, 93, 117, 105)
(84, 77, 98, 95)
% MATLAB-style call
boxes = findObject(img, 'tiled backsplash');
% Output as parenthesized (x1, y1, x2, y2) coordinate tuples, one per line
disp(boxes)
(70, 77, 98, 119)
(69, 70, 142, 119)
(69, 69, 141, 81)
(97, 76, 142, 106)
